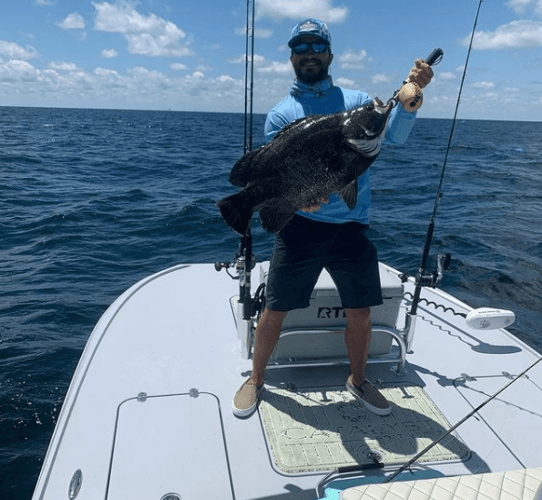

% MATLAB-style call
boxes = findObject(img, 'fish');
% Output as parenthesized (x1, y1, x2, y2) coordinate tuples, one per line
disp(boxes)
(217, 96, 394, 235)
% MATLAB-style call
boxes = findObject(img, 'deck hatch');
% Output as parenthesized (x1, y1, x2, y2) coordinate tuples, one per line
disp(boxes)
(259, 384, 470, 474)
(107, 392, 234, 499)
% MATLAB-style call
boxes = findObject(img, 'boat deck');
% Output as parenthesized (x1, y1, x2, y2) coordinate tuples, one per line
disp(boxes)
(32, 263, 542, 500)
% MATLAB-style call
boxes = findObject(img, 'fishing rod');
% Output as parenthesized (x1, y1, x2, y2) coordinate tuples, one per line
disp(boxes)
(385, 354, 542, 483)
(243, 0, 255, 155)
(239, 0, 256, 320)
(409, 0, 484, 318)
(384, 0, 516, 483)
(215, 0, 262, 323)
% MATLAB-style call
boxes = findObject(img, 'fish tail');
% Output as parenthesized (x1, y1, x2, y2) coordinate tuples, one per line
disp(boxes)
(216, 192, 253, 235)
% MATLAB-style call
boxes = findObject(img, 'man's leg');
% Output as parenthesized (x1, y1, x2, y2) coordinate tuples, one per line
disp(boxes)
(249, 308, 286, 385)
(344, 308, 392, 415)
(344, 308, 371, 386)
(232, 308, 286, 417)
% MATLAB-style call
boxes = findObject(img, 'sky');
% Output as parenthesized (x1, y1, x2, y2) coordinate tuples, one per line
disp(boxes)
(1, 0, 541, 121)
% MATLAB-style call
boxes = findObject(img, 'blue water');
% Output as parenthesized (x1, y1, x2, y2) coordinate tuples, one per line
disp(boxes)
(1, 107, 541, 498)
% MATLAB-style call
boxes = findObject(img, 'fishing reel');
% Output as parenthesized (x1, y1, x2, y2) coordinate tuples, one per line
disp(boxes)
(416, 253, 451, 288)
(215, 242, 256, 280)
(216, 230, 264, 322)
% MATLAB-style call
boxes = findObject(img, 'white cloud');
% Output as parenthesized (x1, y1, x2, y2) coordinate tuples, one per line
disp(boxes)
(506, 0, 534, 12)
(0, 57, 246, 111)
(170, 62, 187, 71)
(465, 20, 542, 49)
(371, 73, 392, 84)
(94, 67, 119, 78)
(0, 60, 40, 82)
(49, 61, 79, 71)
(235, 27, 273, 38)
(255, 0, 349, 23)
(128, 66, 167, 79)
(188, 71, 205, 80)
(0, 40, 38, 60)
(101, 48, 118, 58)
(58, 12, 86, 30)
(471, 81, 495, 89)
(338, 49, 369, 70)
(439, 72, 457, 81)
(335, 77, 354, 87)
(506, 0, 542, 16)
(257, 60, 292, 73)
(228, 53, 266, 65)
(93, 1, 192, 57)
(218, 75, 235, 83)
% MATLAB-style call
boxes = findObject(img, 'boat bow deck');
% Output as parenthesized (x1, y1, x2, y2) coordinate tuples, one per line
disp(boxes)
(32, 263, 542, 500)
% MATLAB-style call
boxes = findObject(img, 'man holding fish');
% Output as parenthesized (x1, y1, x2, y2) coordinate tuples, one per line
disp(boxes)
(232, 19, 434, 418)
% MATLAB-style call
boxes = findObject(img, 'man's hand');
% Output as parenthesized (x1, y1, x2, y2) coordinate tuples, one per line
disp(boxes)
(406, 59, 434, 89)
(398, 58, 435, 112)
(300, 196, 329, 212)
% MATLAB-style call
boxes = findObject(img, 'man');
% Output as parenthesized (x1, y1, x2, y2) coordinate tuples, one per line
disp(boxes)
(232, 19, 433, 418)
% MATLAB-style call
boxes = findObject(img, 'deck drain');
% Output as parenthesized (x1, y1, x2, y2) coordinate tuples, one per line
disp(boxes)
(161, 494, 181, 500)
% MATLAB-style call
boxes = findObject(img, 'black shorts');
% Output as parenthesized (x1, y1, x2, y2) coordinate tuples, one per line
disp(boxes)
(266, 215, 383, 311)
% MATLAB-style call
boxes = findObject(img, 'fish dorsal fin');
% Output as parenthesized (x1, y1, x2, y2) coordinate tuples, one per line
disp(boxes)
(339, 179, 358, 209)
(229, 149, 261, 186)
(258, 205, 296, 233)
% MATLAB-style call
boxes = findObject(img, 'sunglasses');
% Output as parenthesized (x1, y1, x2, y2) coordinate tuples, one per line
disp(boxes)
(291, 42, 330, 55)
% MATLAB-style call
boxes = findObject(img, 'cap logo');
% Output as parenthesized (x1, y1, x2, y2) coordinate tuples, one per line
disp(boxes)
(299, 20, 319, 33)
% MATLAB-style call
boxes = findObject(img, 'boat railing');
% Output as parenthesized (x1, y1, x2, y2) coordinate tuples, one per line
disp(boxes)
(265, 325, 408, 374)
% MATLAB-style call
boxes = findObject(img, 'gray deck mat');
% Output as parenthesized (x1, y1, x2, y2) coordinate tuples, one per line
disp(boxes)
(259, 384, 470, 474)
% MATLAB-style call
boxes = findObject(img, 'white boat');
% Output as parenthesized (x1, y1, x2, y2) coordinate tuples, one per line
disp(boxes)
(31, 253, 542, 500)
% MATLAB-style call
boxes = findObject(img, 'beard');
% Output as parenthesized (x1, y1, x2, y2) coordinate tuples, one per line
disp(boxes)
(293, 58, 330, 84)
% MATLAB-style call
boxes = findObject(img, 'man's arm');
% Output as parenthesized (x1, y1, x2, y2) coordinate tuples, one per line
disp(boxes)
(264, 107, 291, 143)
(385, 58, 434, 145)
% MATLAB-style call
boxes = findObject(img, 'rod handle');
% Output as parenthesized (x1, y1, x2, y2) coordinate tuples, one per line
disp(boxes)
(425, 48, 444, 66)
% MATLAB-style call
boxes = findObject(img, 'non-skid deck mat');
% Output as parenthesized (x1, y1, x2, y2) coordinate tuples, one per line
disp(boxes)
(259, 384, 470, 474)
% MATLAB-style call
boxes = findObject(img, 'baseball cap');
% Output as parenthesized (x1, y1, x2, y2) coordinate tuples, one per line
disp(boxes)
(288, 19, 332, 48)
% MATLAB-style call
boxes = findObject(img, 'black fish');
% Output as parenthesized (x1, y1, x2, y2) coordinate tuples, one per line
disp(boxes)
(217, 97, 394, 234)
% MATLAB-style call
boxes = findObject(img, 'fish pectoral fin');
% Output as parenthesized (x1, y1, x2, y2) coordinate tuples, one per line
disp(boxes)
(258, 205, 296, 233)
(339, 180, 358, 209)
(346, 136, 382, 157)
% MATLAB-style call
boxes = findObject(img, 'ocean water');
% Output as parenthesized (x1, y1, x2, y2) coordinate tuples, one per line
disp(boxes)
(0, 106, 541, 498)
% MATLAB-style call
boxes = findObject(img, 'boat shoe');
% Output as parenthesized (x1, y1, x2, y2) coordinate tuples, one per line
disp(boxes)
(346, 376, 392, 416)
(232, 380, 264, 418)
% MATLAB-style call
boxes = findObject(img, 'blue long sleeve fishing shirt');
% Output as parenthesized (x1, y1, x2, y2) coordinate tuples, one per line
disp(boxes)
(264, 76, 416, 225)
